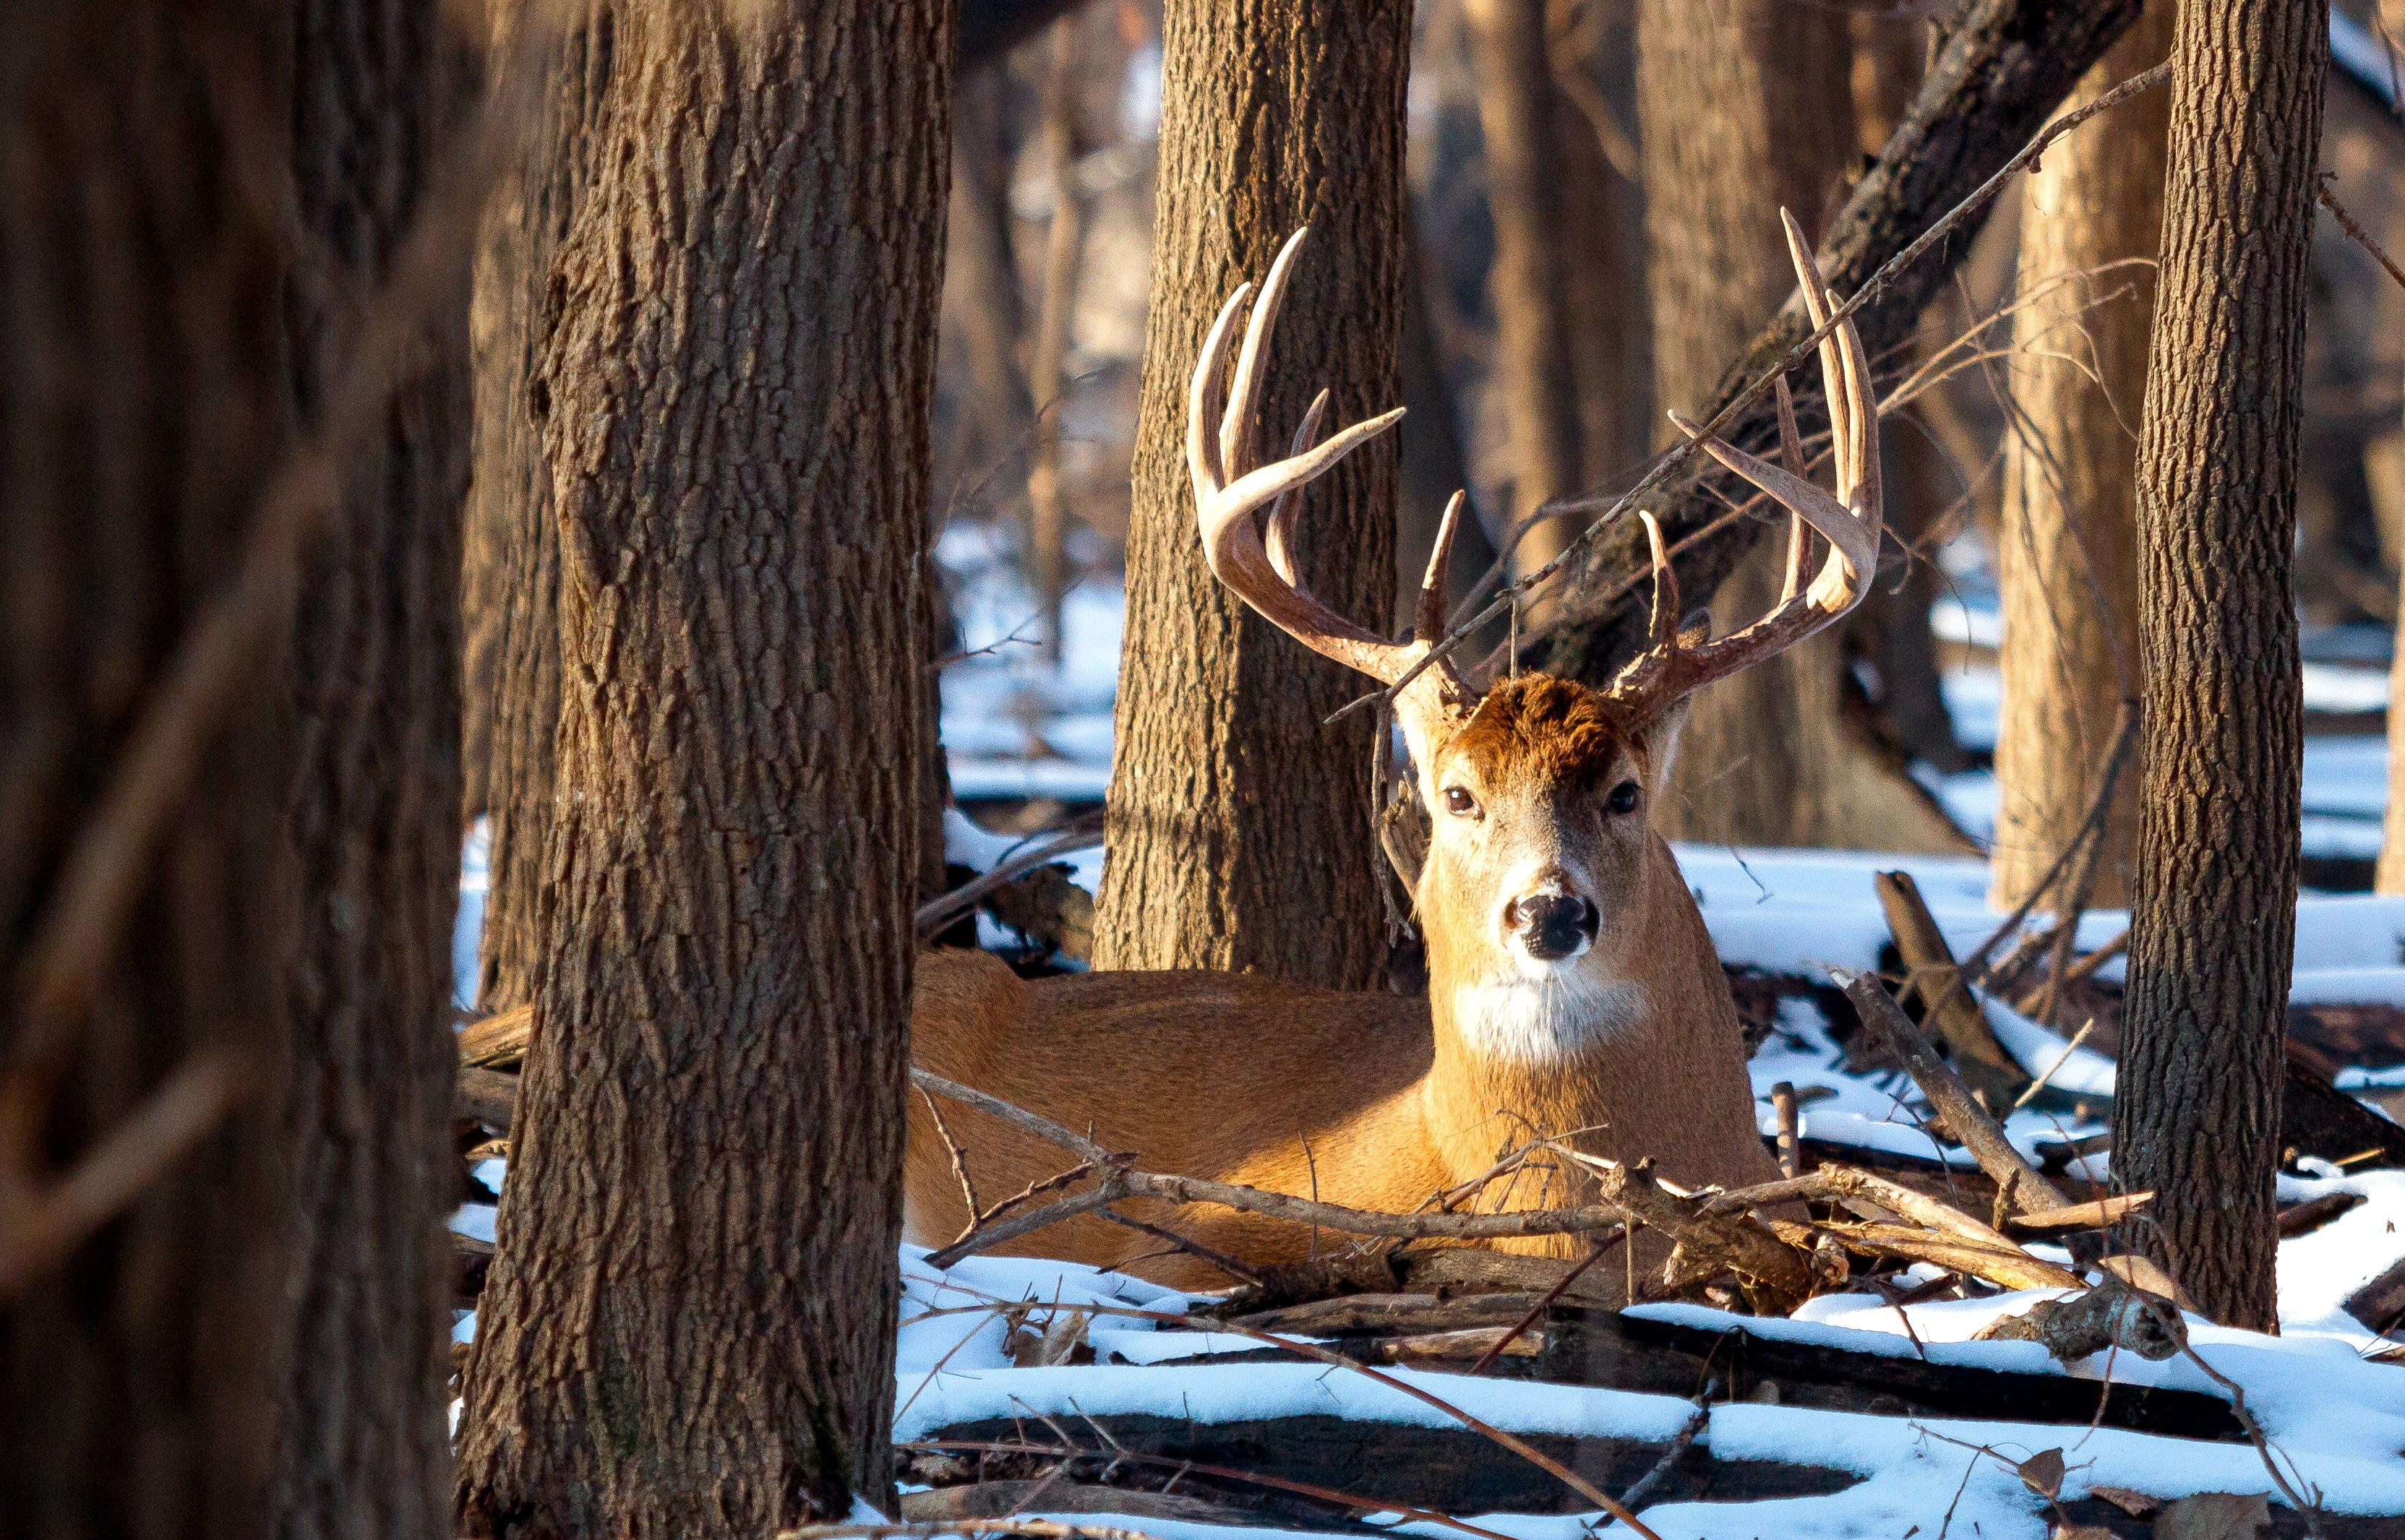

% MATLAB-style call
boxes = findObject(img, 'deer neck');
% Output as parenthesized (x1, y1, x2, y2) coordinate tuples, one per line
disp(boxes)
(1416, 837, 1750, 1192)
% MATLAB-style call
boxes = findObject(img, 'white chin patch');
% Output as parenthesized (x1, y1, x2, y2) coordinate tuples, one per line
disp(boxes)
(1448, 970, 1649, 1064)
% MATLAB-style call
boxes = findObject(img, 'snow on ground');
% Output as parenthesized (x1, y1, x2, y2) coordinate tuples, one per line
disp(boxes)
(445, 556, 2405, 1532)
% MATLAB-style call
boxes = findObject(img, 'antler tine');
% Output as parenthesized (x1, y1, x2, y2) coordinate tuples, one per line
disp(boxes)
(1608, 212, 1883, 724)
(1184, 229, 1463, 708)
(1188, 280, 1252, 499)
(1264, 389, 1330, 587)
(1222, 226, 1311, 481)
(1413, 490, 1469, 645)
(1772, 374, 1811, 606)
(1638, 510, 1679, 651)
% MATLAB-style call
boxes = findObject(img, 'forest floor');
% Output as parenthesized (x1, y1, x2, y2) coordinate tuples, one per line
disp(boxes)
(448, 542, 2405, 1537)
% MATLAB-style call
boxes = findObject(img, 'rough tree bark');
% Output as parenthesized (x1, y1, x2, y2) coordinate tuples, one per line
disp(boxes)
(273, 4, 470, 1540)
(460, 0, 614, 1012)
(2114, 0, 2323, 1333)
(1637, 0, 1968, 851)
(450, 3, 951, 1534)
(1529, 0, 2145, 686)
(1989, 1, 2172, 911)
(0, 4, 296, 1538)
(1090, 0, 1410, 986)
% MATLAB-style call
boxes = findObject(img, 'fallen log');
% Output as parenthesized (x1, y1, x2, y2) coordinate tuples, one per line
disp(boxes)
(907, 1416, 1858, 1518)
(1874, 870, 2029, 1109)
(1187, 1294, 2244, 1443)
(455, 1065, 517, 1133)
(458, 1002, 533, 1069)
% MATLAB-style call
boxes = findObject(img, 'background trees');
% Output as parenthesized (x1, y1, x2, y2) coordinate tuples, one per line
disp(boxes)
(2115, 0, 2325, 1330)
(1090, 0, 1412, 987)
(450, 3, 953, 1534)
(1989, 3, 2174, 912)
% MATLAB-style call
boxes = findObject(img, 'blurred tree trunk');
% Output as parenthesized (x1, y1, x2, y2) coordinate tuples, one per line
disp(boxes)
(273, 3, 469, 1539)
(1396, 220, 1501, 626)
(2114, 0, 2320, 1333)
(1638, 0, 1970, 852)
(1091, 0, 1410, 986)
(940, 60, 1034, 505)
(460, 0, 614, 1013)
(2375, 5, 2405, 895)
(450, 2, 949, 1533)
(0, 5, 296, 1539)
(1026, 20, 1084, 666)
(1989, 2, 2170, 911)
(1460, 0, 1647, 595)
(1848, 14, 1968, 775)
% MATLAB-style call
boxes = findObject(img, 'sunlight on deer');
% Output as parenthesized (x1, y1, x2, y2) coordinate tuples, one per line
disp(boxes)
(906, 212, 1884, 1293)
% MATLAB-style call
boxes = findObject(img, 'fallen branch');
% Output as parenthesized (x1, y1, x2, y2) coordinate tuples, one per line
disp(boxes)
(1874, 871, 2028, 1108)
(1834, 967, 2072, 1214)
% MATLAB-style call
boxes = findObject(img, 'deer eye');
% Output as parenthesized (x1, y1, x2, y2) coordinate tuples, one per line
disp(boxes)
(1442, 786, 1480, 818)
(1606, 779, 1642, 815)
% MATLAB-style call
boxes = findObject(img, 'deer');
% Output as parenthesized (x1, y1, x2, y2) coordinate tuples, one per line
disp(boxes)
(906, 212, 1882, 1292)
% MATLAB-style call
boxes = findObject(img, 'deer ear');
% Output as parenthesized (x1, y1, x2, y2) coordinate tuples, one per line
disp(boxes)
(1642, 696, 1692, 795)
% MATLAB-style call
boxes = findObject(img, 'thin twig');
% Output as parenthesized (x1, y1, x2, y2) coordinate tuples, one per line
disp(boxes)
(917, 817, 1107, 937)
(2319, 176, 2405, 294)
(1329, 61, 2173, 726)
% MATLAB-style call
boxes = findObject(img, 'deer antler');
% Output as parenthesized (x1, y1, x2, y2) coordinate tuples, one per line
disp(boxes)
(1603, 210, 1884, 726)
(1188, 227, 1477, 726)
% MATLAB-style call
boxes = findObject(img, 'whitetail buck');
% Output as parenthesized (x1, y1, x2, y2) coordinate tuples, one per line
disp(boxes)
(907, 214, 1881, 1289)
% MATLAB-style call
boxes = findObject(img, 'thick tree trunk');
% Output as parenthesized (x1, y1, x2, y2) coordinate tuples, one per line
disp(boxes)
(2114, 0, 2321, 1333)
(461, 0, 614, 1013)
(1090, 0, 1410, 986)
(1637, 0, 1969, 852)
(450, 3, 949, 1534)
(273, 6, 469, 1540)
(0, 5, 296, 1538)
(939, 61, 1034, 504)
(1989, 2, 2171, 912)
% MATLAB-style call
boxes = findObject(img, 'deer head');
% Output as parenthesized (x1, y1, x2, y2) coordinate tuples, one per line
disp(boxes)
(1186, 215, 1881, 1059)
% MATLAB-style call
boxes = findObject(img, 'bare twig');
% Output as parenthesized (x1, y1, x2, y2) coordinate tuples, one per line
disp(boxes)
(1835, 968, 2072, 1216)
(1329, 61, 2173, 726)
(781, 1518, 1164, 1540)
(917, 817, 1107, 937)
(2319, 175, 2405, 294)
(1465, 1231, 1624, 1376)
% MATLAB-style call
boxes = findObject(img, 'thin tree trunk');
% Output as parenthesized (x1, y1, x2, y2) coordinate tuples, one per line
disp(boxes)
(2114, 0, 2322, 1333)
(1459, 0, 1646, 593)
(451, 3, 950, 1533)
(1989, 1, 2170, 911)
(940, 61, 1034, 503)
(1395, 218, 1501, 627)
(273, 4, 469, 1539)
(1848, 14, 1968, 775)
(2375, 7, 2405, 895)
(462, 0, 614, 1013)
(0, 5, 296, 1537)
(1638, 0, 1969, 853)
(1090, 0, 1410, 986)
(1026, 19, 1084, 667)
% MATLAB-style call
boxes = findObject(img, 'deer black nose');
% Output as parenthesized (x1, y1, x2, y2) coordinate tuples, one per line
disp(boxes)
(1506, 892, 1598, 961)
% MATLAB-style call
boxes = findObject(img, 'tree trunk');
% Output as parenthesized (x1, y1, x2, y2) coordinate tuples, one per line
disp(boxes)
(1527, 0, 2146, 687)
(1989, 1, 2171, 911)
(450, 3, 949, 1534)
(1637, 0, 1969, 852)
(461, 0, 614, 1013)
(273, 7, 470, 1540)
(0, 5, 296, 1538)
(2114, 0, 2321, 1333)
(938, 60, 1034, 506)
(1395, 218, 1501, 629)
(1848, 14, 1968, 775)
(1089, 0, 1410, 986)
(1026, 20, 1084, 667)
(1459, 0, 1647, 594)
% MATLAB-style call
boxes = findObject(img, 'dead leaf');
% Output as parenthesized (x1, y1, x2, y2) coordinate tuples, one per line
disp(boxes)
(2090, 1486, 2162, 1519)
(2151, 1492, 2268, 1540)
(2018, 1447, 2066, 1500)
